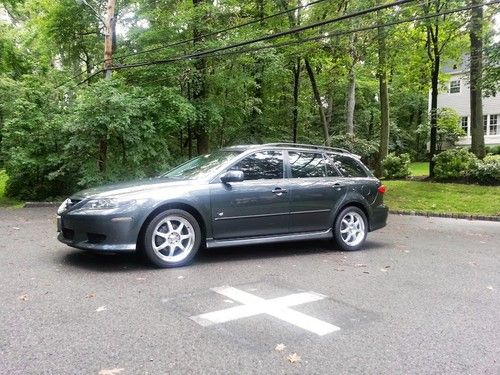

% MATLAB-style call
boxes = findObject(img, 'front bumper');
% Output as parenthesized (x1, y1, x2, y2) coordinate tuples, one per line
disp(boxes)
(56, 213, 138, 252)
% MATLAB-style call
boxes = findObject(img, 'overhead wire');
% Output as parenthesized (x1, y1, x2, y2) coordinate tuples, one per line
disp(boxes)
(75, 0, 499, 86)
(54, 0, 334, 88)
(81, 0, 415, 80)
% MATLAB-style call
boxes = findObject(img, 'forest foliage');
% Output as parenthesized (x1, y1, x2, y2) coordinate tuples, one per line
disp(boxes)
(0, 0, 498, 199)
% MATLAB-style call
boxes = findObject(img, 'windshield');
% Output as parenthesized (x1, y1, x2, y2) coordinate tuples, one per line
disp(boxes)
(164, 150, 242, 179)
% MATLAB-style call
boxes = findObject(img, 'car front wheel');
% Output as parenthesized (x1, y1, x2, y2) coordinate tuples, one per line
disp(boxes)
(143, 209, 201, 268)
(333, 206, 368, 251)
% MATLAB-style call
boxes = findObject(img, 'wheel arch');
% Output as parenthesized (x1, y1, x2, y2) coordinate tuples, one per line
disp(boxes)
(335, 201, 371, 230)
(137, 202, 207, 250)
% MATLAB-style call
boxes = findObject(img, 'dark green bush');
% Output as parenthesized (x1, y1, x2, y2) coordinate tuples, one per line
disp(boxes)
(382, 153, 411, 179)
(433, 148, 478, 180)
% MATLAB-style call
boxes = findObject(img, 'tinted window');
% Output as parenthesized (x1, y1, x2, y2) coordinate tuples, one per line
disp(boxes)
(334, 155, 367, 177)
(289, 151, 327, 178)
(230, 151, 283, 180)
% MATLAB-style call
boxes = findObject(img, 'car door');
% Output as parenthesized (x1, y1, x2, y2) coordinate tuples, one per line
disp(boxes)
(287, 150, 347, 233)
(210, 150, 290, 239)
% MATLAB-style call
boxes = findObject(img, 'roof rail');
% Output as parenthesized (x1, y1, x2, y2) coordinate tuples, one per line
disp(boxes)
(263, 142, 353, 155)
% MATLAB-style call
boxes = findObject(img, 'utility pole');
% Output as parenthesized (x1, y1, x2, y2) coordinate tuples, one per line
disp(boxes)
(76, 0, 116, 172)
(103, 0, 116, 80)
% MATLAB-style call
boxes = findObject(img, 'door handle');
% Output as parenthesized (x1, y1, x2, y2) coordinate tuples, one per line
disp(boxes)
(272, 187, 287, 195)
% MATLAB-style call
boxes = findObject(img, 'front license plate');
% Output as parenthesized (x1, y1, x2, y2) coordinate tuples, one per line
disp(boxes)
(56, 216, 62, 232)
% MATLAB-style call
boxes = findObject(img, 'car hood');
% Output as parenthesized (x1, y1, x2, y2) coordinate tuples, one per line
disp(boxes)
(71, 177, 197, 199)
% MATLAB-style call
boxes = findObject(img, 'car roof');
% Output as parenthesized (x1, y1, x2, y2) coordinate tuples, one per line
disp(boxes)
(223, 143, 361, 159)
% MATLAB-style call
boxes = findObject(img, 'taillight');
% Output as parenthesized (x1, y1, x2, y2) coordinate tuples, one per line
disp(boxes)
(377, 185, 386, 194)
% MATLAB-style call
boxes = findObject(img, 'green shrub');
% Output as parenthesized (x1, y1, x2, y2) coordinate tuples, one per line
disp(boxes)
(382, 153, 411, 179)
(433, 148, 478, 179)
(485, 145, 500, 155)
(467, 155, 500, 184)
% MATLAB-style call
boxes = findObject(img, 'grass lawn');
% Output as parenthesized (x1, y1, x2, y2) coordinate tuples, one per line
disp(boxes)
(384, 180, 500, 217)
(409, 162, 429, 177)
(0, 170, 22, 207)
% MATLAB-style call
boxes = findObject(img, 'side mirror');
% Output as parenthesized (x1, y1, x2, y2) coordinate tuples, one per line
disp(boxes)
(220, 170, 244, 184)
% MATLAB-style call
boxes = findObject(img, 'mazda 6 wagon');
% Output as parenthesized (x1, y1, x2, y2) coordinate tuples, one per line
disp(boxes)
(57, 143, 388, 267)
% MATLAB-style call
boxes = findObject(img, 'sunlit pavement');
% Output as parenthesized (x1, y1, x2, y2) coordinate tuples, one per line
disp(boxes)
(1, 207, 499, 374)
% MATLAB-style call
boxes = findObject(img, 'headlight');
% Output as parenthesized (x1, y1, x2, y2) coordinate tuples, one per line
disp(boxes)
(81, 198, 135, 210)
(57, 198, 71, 215)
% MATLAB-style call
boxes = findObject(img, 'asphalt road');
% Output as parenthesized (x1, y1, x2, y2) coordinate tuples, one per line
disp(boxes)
(0, 207, 499, 375)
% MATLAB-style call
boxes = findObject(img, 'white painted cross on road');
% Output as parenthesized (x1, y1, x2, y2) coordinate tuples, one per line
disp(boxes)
(190, 286, 340, 336)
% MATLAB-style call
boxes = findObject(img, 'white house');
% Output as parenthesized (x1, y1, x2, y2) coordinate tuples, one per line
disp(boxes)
(436, 58, 500, 147)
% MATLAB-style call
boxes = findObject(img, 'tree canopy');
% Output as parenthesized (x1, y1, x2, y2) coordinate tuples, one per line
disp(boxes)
(0, 0, 498, 199)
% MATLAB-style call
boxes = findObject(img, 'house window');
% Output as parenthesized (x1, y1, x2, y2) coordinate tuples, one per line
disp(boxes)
(449, 80, 461, 93)
(490, 115, 498, 136)
(460, 116, 468, 135)
(484, 115, 489, 135)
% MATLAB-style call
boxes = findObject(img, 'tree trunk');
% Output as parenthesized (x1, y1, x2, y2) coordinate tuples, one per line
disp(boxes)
(376, 22, 390, 177)
(193, 0, 209, 155)
(305, 58, 329, 143)
(292, 57, 301, 143)
(345, 66, 356, 135)
(470, 0, 485, 158)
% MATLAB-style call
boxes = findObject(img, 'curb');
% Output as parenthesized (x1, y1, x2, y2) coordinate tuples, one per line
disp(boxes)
(390, 210, 500, 222)
(24, 202, 62, 208)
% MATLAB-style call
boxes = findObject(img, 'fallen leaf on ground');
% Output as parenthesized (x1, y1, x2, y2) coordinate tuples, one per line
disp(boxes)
(85, 293, 96, 298)
(96, 306, 107, 312)
(18, 294, 28, 301)
(287, 353, 301, 363)
(98, 368, 124, 375)
(275, 343, 286, 352)
(354, 263, 367, 268)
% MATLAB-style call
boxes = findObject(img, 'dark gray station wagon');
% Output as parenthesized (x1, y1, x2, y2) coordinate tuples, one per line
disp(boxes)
(57, 143, 388, 267)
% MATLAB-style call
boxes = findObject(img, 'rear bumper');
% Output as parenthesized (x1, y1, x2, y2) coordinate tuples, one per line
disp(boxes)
(369, 204, 388, 232)
(56, 214, 137, 252)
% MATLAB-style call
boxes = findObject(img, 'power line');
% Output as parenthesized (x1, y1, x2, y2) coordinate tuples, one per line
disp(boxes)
(54, 0, 333, 88)
(108, 0, 417, 71)
(109, 0, 499, 75)
(113, 0, 334, 62)
(77, 0, 499, 85)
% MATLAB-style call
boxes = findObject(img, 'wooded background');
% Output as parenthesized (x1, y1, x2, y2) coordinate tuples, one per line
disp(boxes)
(0, 0, 498, 199)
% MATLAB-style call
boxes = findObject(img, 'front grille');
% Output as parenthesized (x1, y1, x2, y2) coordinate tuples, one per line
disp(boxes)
(62, 228, 74, 240)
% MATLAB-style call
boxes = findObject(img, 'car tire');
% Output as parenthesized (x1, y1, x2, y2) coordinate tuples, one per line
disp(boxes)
(333, 206, 368, 251)
(143, 209, 201, 268)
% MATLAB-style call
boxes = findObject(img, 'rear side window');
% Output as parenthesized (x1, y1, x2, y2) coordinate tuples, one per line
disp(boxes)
(230, 150, 283, 180)
(288, 151, 327, 178)
(333, 155, 368, 177)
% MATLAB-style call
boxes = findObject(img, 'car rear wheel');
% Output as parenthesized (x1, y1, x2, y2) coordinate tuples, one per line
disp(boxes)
(143, 209, 201, 268)
(333, 206, 367, 251)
